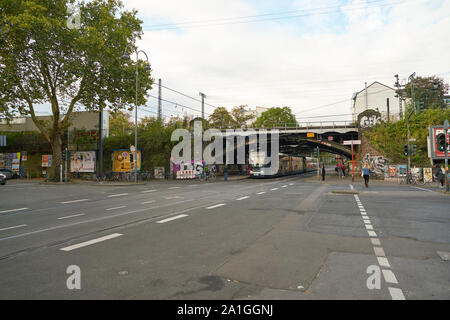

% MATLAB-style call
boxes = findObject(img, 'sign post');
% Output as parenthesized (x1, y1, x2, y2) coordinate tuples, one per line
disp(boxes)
(343, 140, 362, 182)
(445, 120, 449, 192)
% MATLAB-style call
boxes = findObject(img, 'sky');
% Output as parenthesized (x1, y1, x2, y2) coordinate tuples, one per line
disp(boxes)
(36, 0, 450, 123)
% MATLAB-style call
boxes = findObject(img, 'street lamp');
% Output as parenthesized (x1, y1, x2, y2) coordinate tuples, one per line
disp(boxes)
(122, 46, 151, 183)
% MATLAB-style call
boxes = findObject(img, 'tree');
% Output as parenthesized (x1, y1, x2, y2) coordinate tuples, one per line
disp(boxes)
(405, 76, 449, 110)
(231, 105, 255, 128)
(254, 107, 297, 128)
(109, 111, 133, 136)
(0, 0, 153, 178)
(208, 107, 235, 128)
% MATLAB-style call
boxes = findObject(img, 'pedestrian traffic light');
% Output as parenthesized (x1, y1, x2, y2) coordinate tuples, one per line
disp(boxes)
(404, 145, 408, 156)
(437, 133, 446, 152)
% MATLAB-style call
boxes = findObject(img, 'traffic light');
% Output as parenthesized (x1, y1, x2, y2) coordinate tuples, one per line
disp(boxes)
(417, 101, 425, 114)
(62, 150, 66, 161)
(410, 144, 416, 156)
(437, 133, 446, 152)
(404, 145, 409, 156)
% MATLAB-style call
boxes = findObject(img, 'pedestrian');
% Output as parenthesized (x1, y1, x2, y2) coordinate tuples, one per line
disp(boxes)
(434, 164, 445, 189)
(362, 163, 371, 188)
(224, 164, 228, 181)
(321, 163, 326, 181)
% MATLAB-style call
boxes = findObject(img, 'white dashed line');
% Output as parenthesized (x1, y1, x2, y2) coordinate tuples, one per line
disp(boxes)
(365, 224, 374, 230)
(60, 199, 89, 204)
(388, 287, 406, 300)
(256, 192, 266, 195)
(141, 189, 157, 193)
(141, 200, 156, 205)
(236, 196, 250, 201)
(107, 193, 128, 198)
(383, 270, 399, 284)
(377, 257, 391, 268)
(106, 206, 126, 211)
(0, 208, 29, 214)
(281, 185, 288, 188)
(373, 247, 386, 257)
(58, 213, 86, 220)
(168, 187, 181, 190)
(60, 233, 123, 252)
(370, 238, 381, 246)
(156, 214, 188, 224)
(207, 203, 226, 209)
(367, 230, 377, 237)
(0, 224, 27, 232)
(271, 188, 279, 191)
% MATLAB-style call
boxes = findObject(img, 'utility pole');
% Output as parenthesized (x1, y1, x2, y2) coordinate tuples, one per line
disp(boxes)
(98, 108, 103, 179)
(387, 98, 390, 123)
(158, 78, 162, 120)
(199, 92, 206, 119)
(365, 82, 368, 110)
(406, 108, 414, 184)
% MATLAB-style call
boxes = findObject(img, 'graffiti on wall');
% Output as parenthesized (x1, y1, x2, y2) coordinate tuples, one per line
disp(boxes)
(362, 154, 389, 176)
(358, 109, 382, 129)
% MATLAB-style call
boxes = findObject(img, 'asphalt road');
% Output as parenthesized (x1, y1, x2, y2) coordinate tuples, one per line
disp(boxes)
(0, 173, 449, 299)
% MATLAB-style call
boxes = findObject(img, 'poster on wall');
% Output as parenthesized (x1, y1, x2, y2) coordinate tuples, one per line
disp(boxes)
(112, 150, 141, 173)
(42, 155, 52, 168)
(70, 151, 96, 173)
(154, 167, 165, 179)
(389, 166, 397, 177)
(423, 168, 433, 183)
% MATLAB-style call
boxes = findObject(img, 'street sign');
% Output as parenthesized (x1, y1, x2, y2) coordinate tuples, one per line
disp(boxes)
(328, 136, 334, 142)
(409, 138, 416, 142)
(343, 140, 361, 145)
(307, 132, 315, 138)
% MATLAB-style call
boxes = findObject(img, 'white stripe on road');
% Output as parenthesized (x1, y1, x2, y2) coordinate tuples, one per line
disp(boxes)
(0, 208, 29, 214)
(156, 214, 188, 224)
(365, 224, 374, 230)
(106, 206, 126, 211)
(60, 199, 88, 204)
(57, 213, 86, 220)
(256, 192, 266, 195)
(141, 200, 156, 205)
(60, 233, 123, 252)
(0, 224, 27, 232)
(141, 189, 157, 193)
(271, 188, 279, 191)
(349, 184, 354, 190)
(373, 247, 386, 257)
(370, 238, 381, 246)
(281, 185, 288, 188)
(382, 270, 399, 284)
(413, 187, 432, 192)
(367, 230, 377, 237)
(236, 196, 250, 201)
(107, 193, 128, 198)
(388, 287, 406, 300)
(207, 204, 226, 210)
(289, 183, 294, 185)
(377, 256, 391, 268)
(168, 187, 181, 190)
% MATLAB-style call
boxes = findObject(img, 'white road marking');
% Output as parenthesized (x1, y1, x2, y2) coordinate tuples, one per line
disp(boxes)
(270, 188, 279, 191)
(141, 200, 156, 205)
(207, 203, 226, 209)
(156, 214, 188, 224)
(60, 199, 88, 204)
(365, 224, 374, 230)
(60, 233, 123, 252)
(373, 247, 386, 257)
(349, 184, 354, 190)
(382, 270, 399, 284)
(256, 192, 266, 195)
(57, 213, 85, 220)
(367, 230, 377, 237)
(168, 187, 181, 190)
(363, 218, 371, 223)
(388, 287, 406, 300)
(370, 238, 381, 246)
(236, 196, 250, 201)
(0, 208, 29, 214)
(0, 224, 27, 232)
(377, 256, 391, 267)
(106, 206, 126, 211)
(281, 185, 288, 188)
(289, 183, 294, 185)
(141, 189, 157, 193)
(413, 187, 432, 192)
(107, 193, 128, 198)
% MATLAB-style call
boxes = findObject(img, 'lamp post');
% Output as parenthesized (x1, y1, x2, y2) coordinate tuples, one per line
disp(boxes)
(406, 72, 416, 183)
(122, 47, 151, 183)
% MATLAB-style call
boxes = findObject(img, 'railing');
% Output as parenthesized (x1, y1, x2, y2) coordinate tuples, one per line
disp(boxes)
(261, 121, 357, 130)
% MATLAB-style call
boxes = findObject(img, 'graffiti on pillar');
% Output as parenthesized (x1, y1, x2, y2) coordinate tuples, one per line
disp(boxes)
(358, 109, 382, 129)
(362, 154, 389, 176)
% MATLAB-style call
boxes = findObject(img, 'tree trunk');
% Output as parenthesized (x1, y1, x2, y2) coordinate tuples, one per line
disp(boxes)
(51, 132, 62, 180)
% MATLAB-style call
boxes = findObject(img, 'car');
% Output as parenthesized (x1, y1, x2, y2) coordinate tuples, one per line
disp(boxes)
(0, 173, 6, 185)
(0, 168, 17, 179)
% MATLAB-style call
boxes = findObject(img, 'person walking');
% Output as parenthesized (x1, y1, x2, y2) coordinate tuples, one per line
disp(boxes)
(321, 163, 326, 181)
(362, 163, 371, 188)
(434, 164, 445, 189)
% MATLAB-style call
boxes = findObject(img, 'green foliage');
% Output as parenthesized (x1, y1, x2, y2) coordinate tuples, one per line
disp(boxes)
(365, 108, 450, 165)
(405, 76, 449, 110)
(254, 107, 297, 128)
(208, 107, 236, 129)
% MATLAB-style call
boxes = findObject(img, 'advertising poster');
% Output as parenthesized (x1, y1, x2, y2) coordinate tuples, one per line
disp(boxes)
(423, 168, 433, 183)
(112, 150, 141, 172)
(154, 167, 165, 179)
(42, 155, 52, 168)
(389, 166, 397, 177)
(398, 165, 407, 177)
(70, 151, 96, 173)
